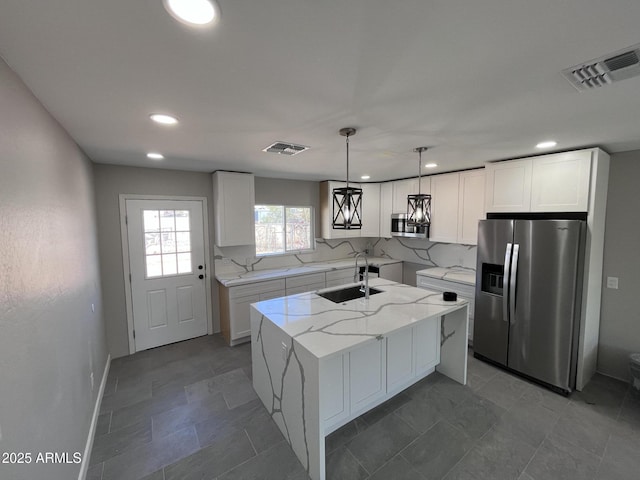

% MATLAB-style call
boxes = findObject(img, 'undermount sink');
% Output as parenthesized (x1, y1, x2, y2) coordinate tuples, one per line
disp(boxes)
(317, 285, 382, 303)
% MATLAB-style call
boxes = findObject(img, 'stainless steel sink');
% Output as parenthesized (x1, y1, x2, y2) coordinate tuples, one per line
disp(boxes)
(317, 285, 382, 303)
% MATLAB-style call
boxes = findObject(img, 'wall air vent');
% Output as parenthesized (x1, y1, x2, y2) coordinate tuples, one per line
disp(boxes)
(562, 43, 640, 91)
(262, 142, 309, 156)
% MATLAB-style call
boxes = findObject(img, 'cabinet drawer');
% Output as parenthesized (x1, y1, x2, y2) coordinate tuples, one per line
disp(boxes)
(228, 278, 286, 299)
(416, 276, 475, 298)
(285, 272, 326, 289)
(286, 282, 326, 296)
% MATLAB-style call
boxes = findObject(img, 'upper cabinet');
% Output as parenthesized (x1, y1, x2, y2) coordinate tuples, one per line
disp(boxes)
(392, 178, 427, 214)
(530, 151, 591, 212)
(484, 158, 532, 212)
(429, 173, 460, 243)
(485, 150, 591, 213)
(429, 169, 485, 245)
(213, 171, 255, 247)
(379, 182, 393, 238)
(457, 169, 486, 245)
(360, 183, 381, 238)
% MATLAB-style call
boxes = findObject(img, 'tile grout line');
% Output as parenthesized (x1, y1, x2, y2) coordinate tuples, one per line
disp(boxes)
(343, 444, 371, 477)
(243, 428, 258, 456)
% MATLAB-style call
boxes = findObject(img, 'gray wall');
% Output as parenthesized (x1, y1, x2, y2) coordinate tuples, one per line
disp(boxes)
(0, 58, 107, 479)
(255, 176, 320, 233)
(597, 150, 640, 381)
(93, 165, 217, 359)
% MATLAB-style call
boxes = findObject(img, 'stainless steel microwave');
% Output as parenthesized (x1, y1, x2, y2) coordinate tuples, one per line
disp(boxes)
(391, 213, 429, 238)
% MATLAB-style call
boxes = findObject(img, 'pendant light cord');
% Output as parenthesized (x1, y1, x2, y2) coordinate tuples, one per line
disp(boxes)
(346, 133, 350, 189)
(417, 149, 422, 195)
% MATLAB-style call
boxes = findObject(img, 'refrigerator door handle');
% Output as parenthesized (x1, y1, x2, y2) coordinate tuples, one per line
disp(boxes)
(503, 243, 512, 323)
(509, 244, 520, 324)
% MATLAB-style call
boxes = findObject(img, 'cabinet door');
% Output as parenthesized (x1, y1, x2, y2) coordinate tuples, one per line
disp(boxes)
(457, 170, 486, 245)
(430, 173, 460, 243)
(485, 159, 532, 212)
(349, 339, 386, 413)
(379, 182, 393, 238)
(360, 183, 381, 238)
(229, 294, 260, 340)
(392, 178, 421, 214)
(414, 318, 440, 376)
(213, 172, 255, 246)
(530, 151, 591, 212)
(386, 327, 414, 393)
(320, 354, 350, 430)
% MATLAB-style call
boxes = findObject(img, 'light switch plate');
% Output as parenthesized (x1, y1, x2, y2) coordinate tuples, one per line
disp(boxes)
(606, 276, 619, 289)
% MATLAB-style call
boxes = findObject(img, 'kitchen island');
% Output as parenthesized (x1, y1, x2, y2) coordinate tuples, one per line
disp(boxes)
(250, 278, 469, 480)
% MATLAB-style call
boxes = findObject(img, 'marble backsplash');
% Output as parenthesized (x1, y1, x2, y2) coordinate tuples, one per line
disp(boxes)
(214, 237, 370, 275)
(214, 236, 477, 275)
(372, 237, 477, 271)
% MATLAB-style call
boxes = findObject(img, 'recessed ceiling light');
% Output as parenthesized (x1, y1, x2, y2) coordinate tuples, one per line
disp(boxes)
(147, 152, 165, 160)
(149, 113, 179, 125)
(424, 163, 438, 169)
(361, 175, 370, 180)
(536, 141, 557, 149)
(163, 0, 220, 26)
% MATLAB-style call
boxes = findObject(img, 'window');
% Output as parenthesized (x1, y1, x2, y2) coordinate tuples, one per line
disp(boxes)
(143, 209, 192, 278)
(254, 205, 314, 256)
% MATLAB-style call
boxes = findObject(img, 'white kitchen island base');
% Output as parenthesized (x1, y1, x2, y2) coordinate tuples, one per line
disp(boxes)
(250, 279, 468, 480)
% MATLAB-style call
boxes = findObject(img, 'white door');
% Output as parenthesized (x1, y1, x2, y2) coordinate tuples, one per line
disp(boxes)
(126, 199, 208, 351)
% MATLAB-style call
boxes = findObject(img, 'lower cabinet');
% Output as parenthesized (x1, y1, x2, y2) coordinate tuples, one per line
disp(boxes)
(219, 279, 286, 345)
(285, 272, 326, 295)
(378, 262, 403, 283)
(321, 317, 440, 432)
(325, 268, 355, 288)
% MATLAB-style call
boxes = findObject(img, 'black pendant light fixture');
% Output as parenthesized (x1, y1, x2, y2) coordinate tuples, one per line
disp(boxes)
(407, 147, 431, 229)
(332, 128, 363, 229)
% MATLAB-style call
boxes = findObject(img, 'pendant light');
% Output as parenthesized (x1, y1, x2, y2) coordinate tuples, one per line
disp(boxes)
(407, 147, 431, 230)
(332, 128, 362, 229)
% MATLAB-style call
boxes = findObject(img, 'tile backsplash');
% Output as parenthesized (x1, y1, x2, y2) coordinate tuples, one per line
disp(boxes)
(214, 236, 476, 275)
(372, 237, 477, 270)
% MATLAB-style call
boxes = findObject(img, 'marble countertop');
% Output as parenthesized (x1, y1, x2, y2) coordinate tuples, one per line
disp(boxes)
(416, 267, 476, 286)
(216, 257, 402, 287)
(251, 277, 468, 359)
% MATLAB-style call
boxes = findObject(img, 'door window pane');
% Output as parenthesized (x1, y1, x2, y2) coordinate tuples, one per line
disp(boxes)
(142, 209, 194, 278)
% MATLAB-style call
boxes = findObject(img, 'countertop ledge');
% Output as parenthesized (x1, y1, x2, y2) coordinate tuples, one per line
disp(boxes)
(416, 267, 476, 286)
(216, 257, 402, 287)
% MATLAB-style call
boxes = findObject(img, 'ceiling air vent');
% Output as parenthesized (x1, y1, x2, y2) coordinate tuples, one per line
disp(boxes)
(562, 43, 640, 91)
(262, 141, 309, 156)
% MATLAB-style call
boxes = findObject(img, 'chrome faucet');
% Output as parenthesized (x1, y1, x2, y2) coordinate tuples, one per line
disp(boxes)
(353, 252, 370, 299)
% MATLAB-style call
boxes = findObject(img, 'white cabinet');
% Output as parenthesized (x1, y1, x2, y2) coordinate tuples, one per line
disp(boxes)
(378, 262, 403, 283)
(392, 177, 428, 214)
(379, 182, 393, 238)
(322, 316, 441, 431)
(530, 151, 591, 212)
(213, 171, 255, 246)
(349, 340, 386, 413)
(430, 173, 461, 243)
(485, 150, 591, 213)
(219, 279, 286, 345)
(485, 158, 532, 212)
(360, 183, 381, 238)
(417, 275, 475, 345)
(326, 268, 355, 288)
(457, 170, 486, 245)
(285, 272, 326, 295)
(319, 181, 361, 239)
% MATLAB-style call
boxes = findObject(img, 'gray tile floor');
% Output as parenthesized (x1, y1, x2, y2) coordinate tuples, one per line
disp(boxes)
(89, 335, 640, 480)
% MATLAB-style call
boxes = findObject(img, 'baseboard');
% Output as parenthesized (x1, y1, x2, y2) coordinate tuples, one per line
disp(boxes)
(77, 354, 111, 480)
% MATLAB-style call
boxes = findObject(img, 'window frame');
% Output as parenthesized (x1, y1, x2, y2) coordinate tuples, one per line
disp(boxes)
(254, 204, 316, 257)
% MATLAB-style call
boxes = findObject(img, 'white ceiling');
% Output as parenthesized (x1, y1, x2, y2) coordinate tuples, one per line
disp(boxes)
(1, 0, 640, 181)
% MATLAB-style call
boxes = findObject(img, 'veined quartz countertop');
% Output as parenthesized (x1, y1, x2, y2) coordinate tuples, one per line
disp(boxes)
(416, 267, 476, 286)
(216, 257, 401, 287)
(251, 277, 468, 359)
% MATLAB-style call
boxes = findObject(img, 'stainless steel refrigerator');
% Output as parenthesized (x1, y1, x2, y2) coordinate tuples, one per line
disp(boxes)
(473, 218, 586, 394)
